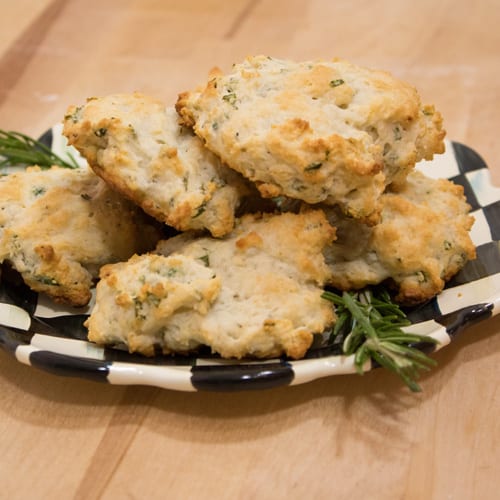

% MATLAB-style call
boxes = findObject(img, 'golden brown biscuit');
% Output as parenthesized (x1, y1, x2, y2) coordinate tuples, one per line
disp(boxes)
(0, 166, 160, 306)
(177, 55, 445, 223)
(86, 254, 222, 356)
(63, 93, 250, 237)
(86, 210, 336, 359)
(323, 170, 476, 304)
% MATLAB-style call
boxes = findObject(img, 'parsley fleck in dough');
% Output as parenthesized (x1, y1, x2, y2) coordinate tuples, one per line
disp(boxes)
(87, 210, 336, 359)
(323, 170, 476, 304)
(0, 166, 161, 306)
(177, 55, 445, 223)
(63, 92, 249, 237)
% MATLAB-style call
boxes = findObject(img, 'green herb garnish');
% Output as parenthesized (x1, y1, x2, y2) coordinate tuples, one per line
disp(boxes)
(0, 130, 79, 169)
(322, 287, 438, 392)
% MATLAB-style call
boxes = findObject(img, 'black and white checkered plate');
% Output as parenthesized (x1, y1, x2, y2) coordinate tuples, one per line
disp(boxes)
(0, 127, 499, 391)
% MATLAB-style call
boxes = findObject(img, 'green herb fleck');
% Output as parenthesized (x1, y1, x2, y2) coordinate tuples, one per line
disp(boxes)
(222, 92, 238, 107)
(34, 275, 60, 286)
(146, 292, 161, 307)
(167, 267, 178, 278)
(133, 297, 146, 320)
(193, 201, 207, 218)
(198, 254, 210, 267)
(305, 161, 323, 171)
(64, 106, 82, 123)
(394, 126, 402, 141)
(32, 186, 46, 197)
(330, 79, 345, 88)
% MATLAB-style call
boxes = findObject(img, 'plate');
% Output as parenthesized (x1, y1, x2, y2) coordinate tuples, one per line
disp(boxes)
(1, 129, 499, 391)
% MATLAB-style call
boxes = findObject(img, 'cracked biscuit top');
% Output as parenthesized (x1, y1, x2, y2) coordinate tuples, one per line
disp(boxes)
(177, 55, 445, 223)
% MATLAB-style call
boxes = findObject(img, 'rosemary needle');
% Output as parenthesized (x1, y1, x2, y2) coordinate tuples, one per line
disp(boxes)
(322, 288, 438, 392)
(0, 129, 79, 169)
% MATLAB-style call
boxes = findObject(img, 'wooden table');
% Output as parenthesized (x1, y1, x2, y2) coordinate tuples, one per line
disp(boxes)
(1, 1, 499, 498)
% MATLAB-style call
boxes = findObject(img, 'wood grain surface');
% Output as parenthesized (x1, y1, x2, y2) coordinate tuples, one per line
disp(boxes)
(0, 1, 499, 499)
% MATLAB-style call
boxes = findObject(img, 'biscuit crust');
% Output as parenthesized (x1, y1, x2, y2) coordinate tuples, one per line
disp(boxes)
(87, 210, 336, 359)
(177, 56, 445, 223)
(0, 166, 160, 306)
(63, 93, 248, 237)
(323, 170, 476, 304)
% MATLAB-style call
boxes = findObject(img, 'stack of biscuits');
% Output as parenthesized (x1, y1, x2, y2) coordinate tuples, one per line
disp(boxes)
(1, 55, 475, 359)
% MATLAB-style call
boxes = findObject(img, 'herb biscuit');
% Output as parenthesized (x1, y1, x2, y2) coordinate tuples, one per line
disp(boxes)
(63, 93, 249, 237)
(0, 166, 160, 306)
(177, 55, 445, 223)
(86, 253, 222, 356)
(87, 210, 336, 359)
(323, 170, 476, 304)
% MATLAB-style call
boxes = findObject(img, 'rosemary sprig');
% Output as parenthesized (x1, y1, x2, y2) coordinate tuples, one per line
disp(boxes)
(0, 130, 79, 169)
(322, 287, 438, 392)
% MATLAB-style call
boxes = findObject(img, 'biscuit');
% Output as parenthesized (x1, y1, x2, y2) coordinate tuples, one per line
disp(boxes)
(86, 253, 222, 356)
(177, 55, 445, 223)
(87, 210, 336, 359)
(323, 170, 476, 304)
(63, 93, 250, 237)
(0, 166, 160, 306)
